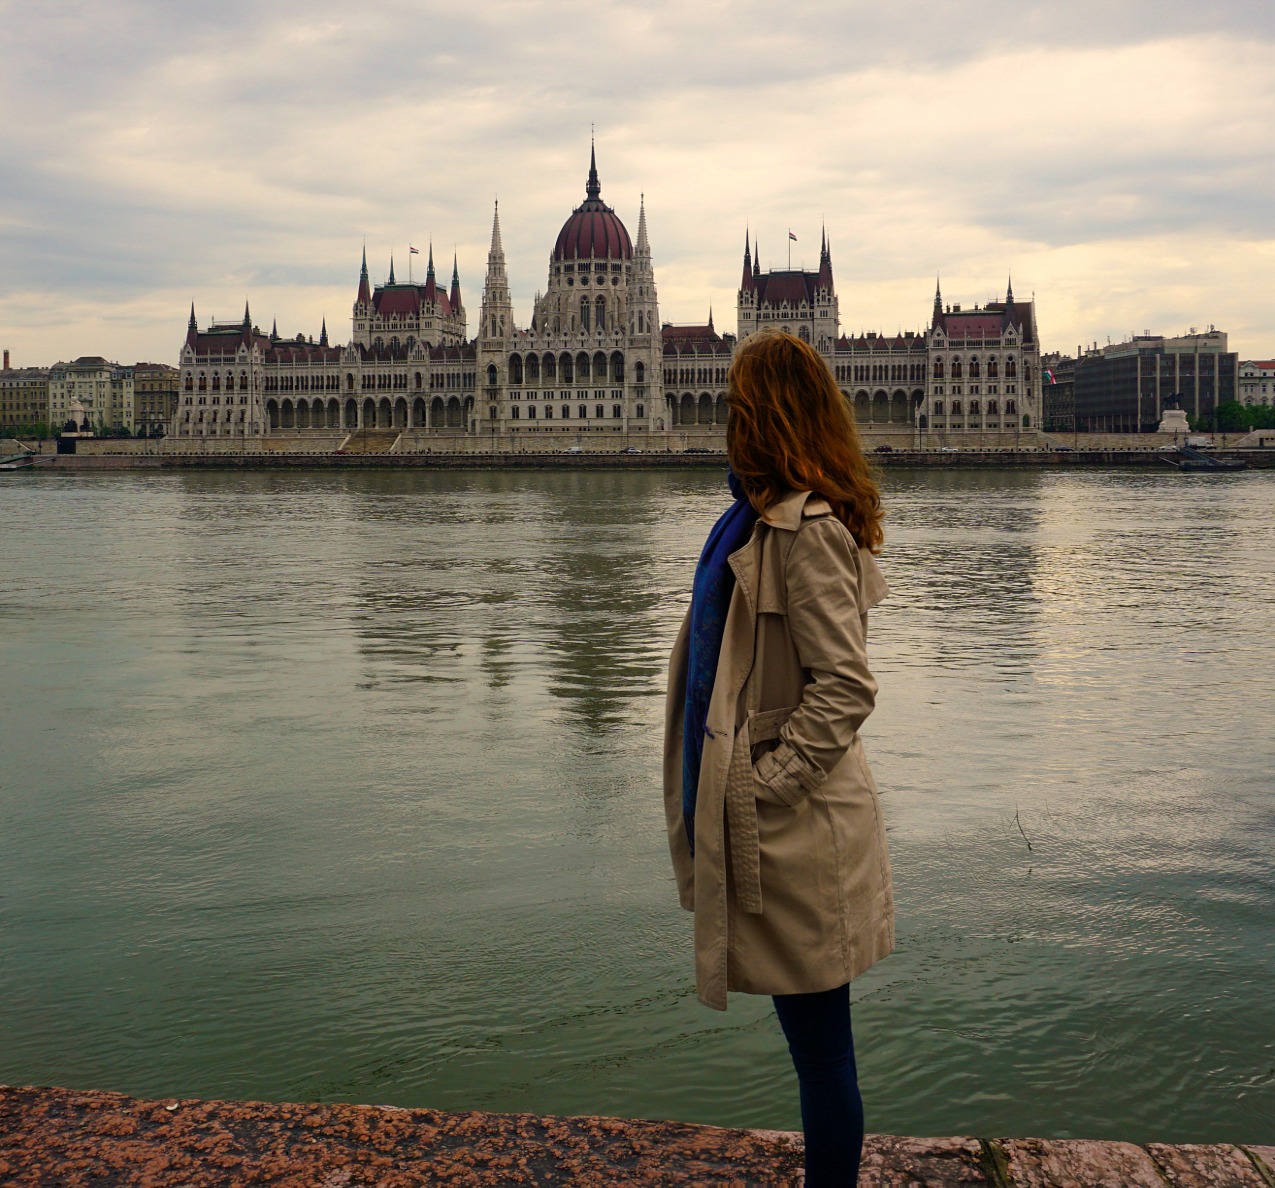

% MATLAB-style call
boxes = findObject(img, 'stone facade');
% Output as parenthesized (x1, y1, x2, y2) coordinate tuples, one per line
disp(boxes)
(174, 149, 1040, 442)
(1238, 359, 1275, 408)
(0, 366, 51, 433)
(133, 362, 179, 436)
(49, 356, 134, 433)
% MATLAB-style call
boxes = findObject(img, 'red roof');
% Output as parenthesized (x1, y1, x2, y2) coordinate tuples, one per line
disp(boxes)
(753, 270, 819, 307)
(554, 207, 632, 261)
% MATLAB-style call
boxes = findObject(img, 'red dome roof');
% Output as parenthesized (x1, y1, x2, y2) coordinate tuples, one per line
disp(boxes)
(553, 147, 632, 262)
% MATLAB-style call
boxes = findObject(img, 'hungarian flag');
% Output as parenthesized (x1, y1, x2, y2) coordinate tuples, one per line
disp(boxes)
(409, 245, 420, 255)
(788, 231, 798, 241)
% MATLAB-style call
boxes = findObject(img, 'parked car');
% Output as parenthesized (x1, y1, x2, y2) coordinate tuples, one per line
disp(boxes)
(873, 444, 893, 453)
(622, 446, 642, 454)
(683, 447, 711, 454)
(561, 445, 583, 454)
(1052, 445, 1074, 451)
(940, 446, 960, 453)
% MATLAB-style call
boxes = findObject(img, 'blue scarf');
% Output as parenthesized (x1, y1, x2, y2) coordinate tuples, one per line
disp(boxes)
(682, 471, 759, 854)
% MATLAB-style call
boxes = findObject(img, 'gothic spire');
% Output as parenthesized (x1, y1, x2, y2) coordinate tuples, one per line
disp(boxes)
(933, 276, 943, 324)
(450, 252, 462, 309)
(388, 255, 396, 285)
(636, 192, 650, 256)
(270, 318, 278, 342)
(741, 226, 753, 291)
(188, 302, 197, 332)
(357, 244, 371, 305)
(753, 235, 761, 278)
(1006, 274, 1015, 305)
(319, 317, 328, 347)
(586, 137, 600, 201)
(427, 242, 436, 282)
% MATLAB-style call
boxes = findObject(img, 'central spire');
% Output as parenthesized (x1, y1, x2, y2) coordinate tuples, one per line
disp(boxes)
(586, 137, 601, 201)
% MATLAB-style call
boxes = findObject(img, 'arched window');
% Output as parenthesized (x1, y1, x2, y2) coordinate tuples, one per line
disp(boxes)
(1006, 357, 1017, 378)
(526, 355, 540, 382)
(636, 403, 645, 418)
(951, 358, 962, 379)
(596, 296, 606, 331)
(347, 373, 355, 391)
(580, 297, 590, 331)
(933, 359, 944, 379)
(528, 405, 537, 419)
(486, 364, 497, 386)
(952, 401, 963, 415)
(610, 352, 624, 382)
(987, 358, 998, 379)
(511, 405, 520, 419)
(595, 404, 603, 419)
(969, 400, 980, 414)
(239, 372, 248, 390)
(414, 372, 422, 390)
(509, 354, 523, 384)
(933, 401, 944, 415)
(1006, 400, 1017, 414)
(635, 361, 645, 383)
(612, 404, 621, 419)
(969, 358, 980, 379)
(988, 400, 999, 414)
(544, 354, 556, 380)
(184, 375, 193, 391)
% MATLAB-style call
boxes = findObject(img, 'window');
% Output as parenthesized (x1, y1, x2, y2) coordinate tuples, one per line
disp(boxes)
(578, 404, 587, 419)
(528, 405, 537, 419)
(561, 405, 569, 419)
(595, 404, 604, 419)
(636, 403, 645, 418)
(580, 298, 590, 331)
(545, 406, 553, 419)
(933, 401, 944, 415)
(612, 404, 621, 418)
(512, 406, 520, 419)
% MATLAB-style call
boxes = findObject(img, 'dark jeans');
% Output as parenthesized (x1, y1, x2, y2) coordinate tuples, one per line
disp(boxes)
(772, 982, 863, 1187)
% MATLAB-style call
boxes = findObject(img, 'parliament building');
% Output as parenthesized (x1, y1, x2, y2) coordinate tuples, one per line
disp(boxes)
(174, 149, 1041, 441)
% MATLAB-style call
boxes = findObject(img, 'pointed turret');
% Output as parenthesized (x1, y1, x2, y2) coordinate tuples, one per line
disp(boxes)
(319, 317, 328, 348)
(708, 306, 715, 333)
(486, 201, 507, 281)
(449, 253, 462, 311)
(357, 245, 371, 305)
(741, 227, 753, 290)
(424, 241, 438, 300)
(636, 193, 650, 257)
(242, 300, 251, 330)
(933, 277, 943, 326)
(753, 236, 761, 278)
(388, 255, 396, 286)
(427, 243, 436, 282)
(270, 319, 279, 342)
(586, 137, 601, 201)
(817, 226, 834, 291)
(186, 303, 198, 348)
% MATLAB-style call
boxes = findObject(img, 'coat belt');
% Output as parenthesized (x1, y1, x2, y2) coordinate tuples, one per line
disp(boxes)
(724, 730, 763, 913)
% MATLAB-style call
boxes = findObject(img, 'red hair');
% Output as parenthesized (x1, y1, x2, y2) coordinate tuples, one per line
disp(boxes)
(726, 329, 884, 553)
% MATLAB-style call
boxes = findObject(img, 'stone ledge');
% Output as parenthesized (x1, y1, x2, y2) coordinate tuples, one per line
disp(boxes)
(0, 1085, 1271, 1186)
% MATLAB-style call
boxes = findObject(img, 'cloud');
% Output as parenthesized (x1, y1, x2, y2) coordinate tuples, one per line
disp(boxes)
(1, 0, 1273, 366)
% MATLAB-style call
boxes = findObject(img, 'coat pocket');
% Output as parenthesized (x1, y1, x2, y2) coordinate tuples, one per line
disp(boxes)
(748, 705, 806, 807)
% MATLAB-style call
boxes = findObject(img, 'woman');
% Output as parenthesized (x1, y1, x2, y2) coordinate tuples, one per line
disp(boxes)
(663, 328, 893, 1185)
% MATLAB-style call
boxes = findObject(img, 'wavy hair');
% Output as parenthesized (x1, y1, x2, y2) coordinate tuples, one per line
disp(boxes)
(726, 328, 884, 553)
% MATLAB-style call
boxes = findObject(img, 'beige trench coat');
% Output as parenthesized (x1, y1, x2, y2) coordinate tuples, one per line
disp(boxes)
(664, 487, 894, 1010)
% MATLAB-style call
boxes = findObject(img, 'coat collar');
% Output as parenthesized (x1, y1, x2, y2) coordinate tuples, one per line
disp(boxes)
(759, 487, 827, 532)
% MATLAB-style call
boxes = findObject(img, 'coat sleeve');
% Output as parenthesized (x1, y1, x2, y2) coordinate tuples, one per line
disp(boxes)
(753, 516, 880, 807)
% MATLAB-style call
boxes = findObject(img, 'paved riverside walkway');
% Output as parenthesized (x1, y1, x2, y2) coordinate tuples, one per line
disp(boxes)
(1, 1085, 1272, 1186)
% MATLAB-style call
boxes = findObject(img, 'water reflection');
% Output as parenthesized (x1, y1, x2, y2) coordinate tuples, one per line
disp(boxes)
(1, 467, 1273, 1142)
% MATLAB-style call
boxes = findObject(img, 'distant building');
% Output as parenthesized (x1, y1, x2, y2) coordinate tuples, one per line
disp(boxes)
(0, 364, 51, 432)
(133, 362, 180, 436)
(1071, 330, 1238, 433)
(175, 146, 1041, 440)
(1238, 360, 1275, 408)
(48, 357, 134, 432)
(1040, 352, 1076, 432)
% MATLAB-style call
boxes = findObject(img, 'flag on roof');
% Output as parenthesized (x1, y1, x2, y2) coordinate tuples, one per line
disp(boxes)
(788, 231, 798, 241)
(1045, 369, 1056, 384)
(409, 245, 420, 255)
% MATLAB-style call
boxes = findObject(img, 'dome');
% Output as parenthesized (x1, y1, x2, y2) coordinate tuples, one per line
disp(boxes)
(553, 148, 633, 262)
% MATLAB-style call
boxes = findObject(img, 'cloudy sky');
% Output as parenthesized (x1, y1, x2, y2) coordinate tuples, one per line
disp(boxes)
(2, 0, 1273, 367)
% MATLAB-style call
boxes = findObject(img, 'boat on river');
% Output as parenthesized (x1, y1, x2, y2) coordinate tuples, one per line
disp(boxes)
(1160, 445, 1247, 472)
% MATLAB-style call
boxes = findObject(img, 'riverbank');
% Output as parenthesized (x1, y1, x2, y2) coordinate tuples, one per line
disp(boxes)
(2, 1085, 1271, 1186)
(19, 447, 1275, 470)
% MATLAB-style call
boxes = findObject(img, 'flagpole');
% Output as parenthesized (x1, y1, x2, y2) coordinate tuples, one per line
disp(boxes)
(788, 230, 792, 271)
(409, 250, 413, 286)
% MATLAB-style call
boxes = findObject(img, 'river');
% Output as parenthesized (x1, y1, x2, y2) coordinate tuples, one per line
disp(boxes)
(1, 467, 1271, 1141)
